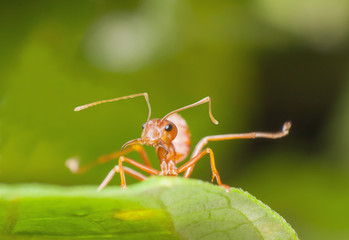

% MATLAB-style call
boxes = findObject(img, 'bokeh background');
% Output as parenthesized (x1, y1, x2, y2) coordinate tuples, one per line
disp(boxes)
(1, 0, 349, 239)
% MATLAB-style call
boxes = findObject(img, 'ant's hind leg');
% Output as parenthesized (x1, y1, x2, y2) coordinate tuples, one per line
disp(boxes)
(183, 121, 292, 178)
(177, 148, 230, 191)
(97, 165, 147, 191)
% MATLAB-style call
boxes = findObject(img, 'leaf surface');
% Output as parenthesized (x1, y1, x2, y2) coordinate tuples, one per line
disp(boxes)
(0, 177, 298, 240)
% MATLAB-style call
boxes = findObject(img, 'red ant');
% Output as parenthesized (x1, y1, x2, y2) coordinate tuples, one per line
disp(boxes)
(66, 93, 291, 191)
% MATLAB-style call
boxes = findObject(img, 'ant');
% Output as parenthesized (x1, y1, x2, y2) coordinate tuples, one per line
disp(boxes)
(66, 93, 291, 191)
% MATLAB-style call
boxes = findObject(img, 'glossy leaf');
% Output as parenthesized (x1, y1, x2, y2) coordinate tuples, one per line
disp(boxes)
(0, 177, 298, 240)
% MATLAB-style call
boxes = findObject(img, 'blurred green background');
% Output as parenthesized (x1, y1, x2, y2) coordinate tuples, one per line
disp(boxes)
(1, 0, 349, 239)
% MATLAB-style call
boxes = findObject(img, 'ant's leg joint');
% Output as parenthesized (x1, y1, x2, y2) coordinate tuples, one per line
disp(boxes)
(118, 156, 127, 189)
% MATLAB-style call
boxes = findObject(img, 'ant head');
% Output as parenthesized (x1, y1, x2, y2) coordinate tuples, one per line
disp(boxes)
(140, 119, 178, 147)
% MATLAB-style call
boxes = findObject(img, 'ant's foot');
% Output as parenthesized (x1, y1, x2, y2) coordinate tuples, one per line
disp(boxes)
(211, 172, 219, 183)
(211, 175, 215, 182)
(283, 121, 292, 133)
(219, 184, 231, 192)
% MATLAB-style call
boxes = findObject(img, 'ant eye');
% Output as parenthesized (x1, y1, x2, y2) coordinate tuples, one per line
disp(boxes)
(165, 124, 173, 132)
(142, 123, 146, 129)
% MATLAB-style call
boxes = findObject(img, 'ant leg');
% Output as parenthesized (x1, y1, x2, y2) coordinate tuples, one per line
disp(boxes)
(183, 166, 195, 178)
(184, 121, 291, 177)
(98, 156, 158, 190)
(118, 156, 159, 189)
(97, 166, 147, 191)
(66, 145, 151, 174)
(177, 148, 230, 191)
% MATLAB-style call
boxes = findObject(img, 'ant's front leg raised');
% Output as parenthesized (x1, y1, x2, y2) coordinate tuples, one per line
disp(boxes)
(177, 148, 230, 191)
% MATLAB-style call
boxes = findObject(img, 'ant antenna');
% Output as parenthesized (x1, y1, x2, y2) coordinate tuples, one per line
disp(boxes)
(162, 96, 218, 125)
(74, 92, 152, 121)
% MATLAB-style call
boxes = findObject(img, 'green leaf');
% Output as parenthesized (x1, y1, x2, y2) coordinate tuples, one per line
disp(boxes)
(0, 177, 298, 240)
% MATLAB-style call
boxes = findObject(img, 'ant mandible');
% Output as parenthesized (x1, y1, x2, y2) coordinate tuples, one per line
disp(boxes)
(67, 93, 291, 191)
